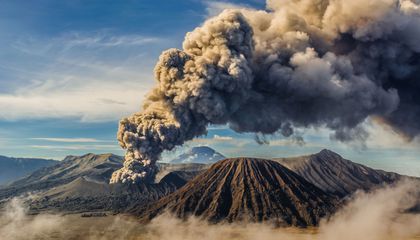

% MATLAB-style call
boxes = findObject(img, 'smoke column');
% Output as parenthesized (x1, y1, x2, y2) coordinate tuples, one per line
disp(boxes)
(110, 0, 420, 183)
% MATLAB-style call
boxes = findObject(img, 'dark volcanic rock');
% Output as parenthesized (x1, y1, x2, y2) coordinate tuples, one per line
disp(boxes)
(159, 171, 201, 188)
(275, 149, 402, 197)
(136, 158, 338, 227)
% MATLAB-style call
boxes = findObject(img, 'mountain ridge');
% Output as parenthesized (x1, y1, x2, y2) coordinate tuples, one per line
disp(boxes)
(0, 153, 205, 213)
(275, 149, 402, 197)
(0, 156, 58, 186)
(2, 149, 417, 216)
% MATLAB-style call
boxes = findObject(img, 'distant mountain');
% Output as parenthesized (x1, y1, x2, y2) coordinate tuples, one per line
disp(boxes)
(0, 153, 123, 197)
(169, 146, 225, 164)
(2, 149, 417, 217)
(0, 153, 204, 213)
(136, 158, 338, 227)
(28, 175, 183, 213)
(275, 149, 402, 197)
(0, 156, 58, 186)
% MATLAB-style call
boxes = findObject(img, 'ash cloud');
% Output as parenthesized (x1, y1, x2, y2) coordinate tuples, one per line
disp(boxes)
(112, 0, 420, 183)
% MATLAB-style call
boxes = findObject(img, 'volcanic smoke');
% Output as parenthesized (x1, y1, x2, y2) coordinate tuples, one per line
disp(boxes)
(110, 0, 420, 183)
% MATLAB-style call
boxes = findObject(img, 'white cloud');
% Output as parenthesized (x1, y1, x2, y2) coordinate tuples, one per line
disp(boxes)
(207, 124, 228, 130)
(30, 144, 120, 151)
(13, 31, 162, 54)
(0, 31, 162, 122)
(30, 138, 109, 143)
(213, 134, 233, 141)
(0, 79, 148, 122)
(62, 32, 160, 48)
(204, 1, 253, 17)
(191, 137, 251, 149)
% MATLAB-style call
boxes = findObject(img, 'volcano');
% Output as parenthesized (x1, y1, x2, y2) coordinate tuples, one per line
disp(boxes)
(275, 149, 402, 197)
(136, 157, 338, 227)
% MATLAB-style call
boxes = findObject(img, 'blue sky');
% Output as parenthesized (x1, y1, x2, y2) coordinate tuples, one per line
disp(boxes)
(0, 0, 419, 177)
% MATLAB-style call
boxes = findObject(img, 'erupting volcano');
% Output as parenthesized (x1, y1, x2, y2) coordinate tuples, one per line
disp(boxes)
(111, 0, 420, 183)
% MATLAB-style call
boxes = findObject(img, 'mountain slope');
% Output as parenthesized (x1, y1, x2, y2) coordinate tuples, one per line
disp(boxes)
(169, 146, 225, 164)
(137, 158, 338, 227)
(0, 153, 204, 213)
(0, 156, 58, 186)
(0, 153, 123, 198)
(275, 149, 402, 197)
(28, 177, 182, 213)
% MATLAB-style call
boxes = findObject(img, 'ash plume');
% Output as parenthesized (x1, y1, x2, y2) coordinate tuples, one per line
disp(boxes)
(111, 0, 420, 183)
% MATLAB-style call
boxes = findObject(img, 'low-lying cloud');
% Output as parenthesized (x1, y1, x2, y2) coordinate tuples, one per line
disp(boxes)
(1, 180, 419, 240)
(318, 179, 420, 240)
(0, 198, 64, 240)
(145, 181, 420, 240)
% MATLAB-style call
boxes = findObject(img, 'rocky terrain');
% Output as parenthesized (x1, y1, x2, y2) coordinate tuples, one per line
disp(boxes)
(136, 157, 338, 227)
(0, 156, 58, 186)
(0, 153, 205, 213)
(275, 149, 402, 197)
(0, 153, 123, 199)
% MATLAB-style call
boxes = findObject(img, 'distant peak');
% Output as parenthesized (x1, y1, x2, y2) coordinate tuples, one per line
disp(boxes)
(218, 157, 266, 164)
(169, 146, 225, 164)
(319, 149, 336, 154)
(62, 153, 123, 164)
(190, 146, 217, 153)
(211, 157, 286, 172)
(65, 153, 117, 158)
(84, 153, 99, 157)
(316, 149, 342, 159)
(99, 153, 118, 158)
(192, 146, 213, 149)
(62, 155, 77, 161)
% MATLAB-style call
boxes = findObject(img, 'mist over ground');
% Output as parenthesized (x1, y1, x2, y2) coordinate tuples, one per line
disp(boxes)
(0, 180, 418, 240)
